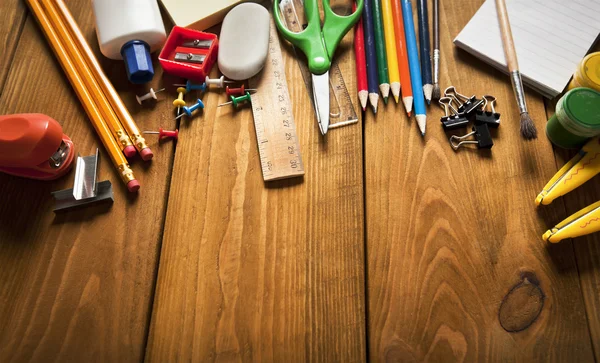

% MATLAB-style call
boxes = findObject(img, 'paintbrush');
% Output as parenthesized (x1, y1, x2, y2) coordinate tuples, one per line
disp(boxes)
(495, 0, 537, 139)
(432, 0, 440, 101)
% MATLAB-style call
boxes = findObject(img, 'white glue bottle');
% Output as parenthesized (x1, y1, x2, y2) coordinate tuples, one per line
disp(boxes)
(92, 0, 167, 84)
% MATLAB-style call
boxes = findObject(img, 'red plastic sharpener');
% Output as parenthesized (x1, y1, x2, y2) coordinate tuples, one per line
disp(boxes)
(159, 26, 218, 82)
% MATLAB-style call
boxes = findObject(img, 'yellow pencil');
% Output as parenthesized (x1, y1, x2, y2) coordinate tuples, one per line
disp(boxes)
(381, 0, 400, 103)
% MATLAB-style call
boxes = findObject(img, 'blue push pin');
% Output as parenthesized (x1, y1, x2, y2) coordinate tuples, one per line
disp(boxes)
(175, 98, 204, 120)
(173, 80, 207, 93)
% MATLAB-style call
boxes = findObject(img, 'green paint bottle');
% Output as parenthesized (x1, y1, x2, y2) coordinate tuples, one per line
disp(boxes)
(546, 87, 600, 149)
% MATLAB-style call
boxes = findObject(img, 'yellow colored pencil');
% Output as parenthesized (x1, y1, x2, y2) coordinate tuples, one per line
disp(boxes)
(381, 0, 400, 103)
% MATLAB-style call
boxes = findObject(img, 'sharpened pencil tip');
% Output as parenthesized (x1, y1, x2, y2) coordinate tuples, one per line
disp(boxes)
(383, 97, 388, 105)
(394, 96, 399, 103)
(368, 93, 379, 114)
(423, 84, 433, 105)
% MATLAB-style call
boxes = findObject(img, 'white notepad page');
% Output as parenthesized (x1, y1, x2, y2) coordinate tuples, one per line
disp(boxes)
(454, 0, 600, 99)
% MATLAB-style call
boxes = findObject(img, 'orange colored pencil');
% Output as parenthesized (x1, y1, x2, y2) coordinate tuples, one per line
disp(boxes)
(391, 0, 413, 116)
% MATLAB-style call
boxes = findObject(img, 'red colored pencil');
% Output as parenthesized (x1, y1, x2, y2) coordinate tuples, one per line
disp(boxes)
(353, 3, 368, 111)
(391, 0, 413, 116)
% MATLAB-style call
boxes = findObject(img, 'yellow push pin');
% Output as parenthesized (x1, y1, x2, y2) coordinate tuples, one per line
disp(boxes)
(173, 87, 187, 116)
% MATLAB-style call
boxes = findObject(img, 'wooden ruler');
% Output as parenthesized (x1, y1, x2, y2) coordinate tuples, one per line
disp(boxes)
(248, 19, 304, 181)
(280, 0, 358, 129)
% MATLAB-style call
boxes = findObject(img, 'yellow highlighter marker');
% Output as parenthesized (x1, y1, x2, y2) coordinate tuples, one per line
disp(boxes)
(543, 200, 600, 243)
(536, 136, 600, 206)
(381, 0, 400, 103)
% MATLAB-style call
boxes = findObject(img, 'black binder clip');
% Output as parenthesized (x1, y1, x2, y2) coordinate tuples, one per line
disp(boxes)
(474, 95, 500, 128)
(449, 124, 494, 151)
(444, 86, 484, 119)
(439, 97, 469, 129)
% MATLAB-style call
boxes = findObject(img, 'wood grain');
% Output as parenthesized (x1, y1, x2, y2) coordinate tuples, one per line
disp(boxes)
(145, 3, 366, 361)
(0, 1, 174, 361)
(0, 0, 27, 94)
(364, 0, 595, 361)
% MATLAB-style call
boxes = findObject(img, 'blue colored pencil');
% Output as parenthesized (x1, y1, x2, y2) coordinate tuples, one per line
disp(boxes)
(363, 0, 380, 113)
(401, 0, 427, 136)
(417, 0, 433, 104)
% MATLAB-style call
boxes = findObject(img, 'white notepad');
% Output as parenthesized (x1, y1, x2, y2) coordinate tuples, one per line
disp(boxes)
(454, 0, 600, 99)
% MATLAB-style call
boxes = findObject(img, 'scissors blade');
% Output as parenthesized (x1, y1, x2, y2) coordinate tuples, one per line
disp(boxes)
(312, 72, 329, 135)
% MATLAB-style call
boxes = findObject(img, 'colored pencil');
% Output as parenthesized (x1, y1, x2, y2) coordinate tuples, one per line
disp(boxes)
(372, 0, 390, 104)
(363, 0, 380, 113)
(401, 0, 427, 136)
(381, 0, 400, 103)
(416, 0, 433, 104)
(354, 3, 368, 111)
(391, 0, 413, 116)
(432, 0, 441, 100)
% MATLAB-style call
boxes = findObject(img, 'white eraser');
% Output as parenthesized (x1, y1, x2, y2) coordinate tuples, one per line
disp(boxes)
(218, 3, 269, 80)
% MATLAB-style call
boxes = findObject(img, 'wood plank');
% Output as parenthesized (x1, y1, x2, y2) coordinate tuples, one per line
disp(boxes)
(0, 1, 174, 361)
(0, 0, 27, 94)
(365, 0, 595, 360)
(145, 5, 366, 361)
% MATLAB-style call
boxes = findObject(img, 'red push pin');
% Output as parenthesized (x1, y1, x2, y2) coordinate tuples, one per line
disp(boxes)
(225, 85, 257, 97)
(143, 127, 179, 141)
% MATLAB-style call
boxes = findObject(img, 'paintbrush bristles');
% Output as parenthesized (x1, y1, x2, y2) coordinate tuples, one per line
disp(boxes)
(432, 84, 441, 101)
(520, 112, 537, 139)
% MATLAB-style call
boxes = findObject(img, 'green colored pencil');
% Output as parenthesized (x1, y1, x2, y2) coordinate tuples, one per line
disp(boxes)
(372, 0, 390, 103)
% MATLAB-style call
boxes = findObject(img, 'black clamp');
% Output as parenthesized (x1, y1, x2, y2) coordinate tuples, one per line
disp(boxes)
(444, 86, 484, 120)
(439, 97, 469, 129)
(449, 124, 494, 151)
(474, 95, 501, 128)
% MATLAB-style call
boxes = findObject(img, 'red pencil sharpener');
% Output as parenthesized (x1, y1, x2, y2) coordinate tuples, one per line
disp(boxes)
(0, 113, 75, 180)
(159, 26, 219, 82)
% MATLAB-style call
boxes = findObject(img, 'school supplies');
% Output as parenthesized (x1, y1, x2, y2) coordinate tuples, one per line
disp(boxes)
(543, 201, 600, 243)
(391, 0, 412, 115)
(159, 27, 219, 82)
(280, 0, 358, 128)
(248, 18, 304, 181)
(474, 96, 501, 128)
(568, 52, 600, 93)
(52, 149, 114, 212)
(173, 80, 207, 93)
(450, 124, 494, 151)
(0, 114, 74, 180)
(536, 136, 600, 206)
(354, 4, 369, 111)
(160, 0, 246, 31)
(493, 0, 536, 139)
(438, 98, 469, 130)
(362, 0, 380, 112)
(173, 87, 187, 116)
(26, 0, 141, 191)
(225, 86, 257, 97)
(431, 0, 441, 100)
(416, 0, 433, 104)
(174, 99, 205, 120)
(546, 88, 600, 149)
(381, 0, 400, 103)
(143, 128, 179, 141)
(218, 3, 270, 80)
(455, 0, 600, 99)
(372, 0, 390, 103)
(136, 88, 166, 104)
(204, 76, 234, 88)
(218, 92, 252, 108)
(401, 0, 426, 136)
(273, 0, 363, 134)
(93, 0, 166, 84)
(538, 137, 600, 242)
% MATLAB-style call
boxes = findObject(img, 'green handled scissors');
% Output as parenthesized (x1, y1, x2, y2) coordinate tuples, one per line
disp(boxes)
(274, 0, 364, 135)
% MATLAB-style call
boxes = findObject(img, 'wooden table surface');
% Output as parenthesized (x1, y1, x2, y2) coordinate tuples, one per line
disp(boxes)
(1, 0, 599, 361)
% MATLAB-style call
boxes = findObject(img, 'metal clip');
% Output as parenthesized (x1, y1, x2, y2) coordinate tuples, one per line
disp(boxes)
(439, 97, 469, 129)
(181, 39, 213, 49)
(449, 124, 494, 151)
(174, 52, 206, 64)
(444, 86, 484, 118)
(474, 95, 501, 128)
(49, 140, 71, 168)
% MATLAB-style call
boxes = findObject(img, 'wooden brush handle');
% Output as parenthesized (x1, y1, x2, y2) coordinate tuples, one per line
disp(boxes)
(495, 0, 519, 72)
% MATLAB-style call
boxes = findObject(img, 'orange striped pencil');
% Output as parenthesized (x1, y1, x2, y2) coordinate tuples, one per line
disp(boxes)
(391, 0, 413, 116)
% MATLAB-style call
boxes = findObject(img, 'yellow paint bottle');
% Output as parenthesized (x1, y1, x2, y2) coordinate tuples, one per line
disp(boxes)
(568, 52, 600, 92)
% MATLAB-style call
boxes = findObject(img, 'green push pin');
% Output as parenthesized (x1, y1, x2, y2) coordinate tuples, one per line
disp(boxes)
(218, 92, 252, 108)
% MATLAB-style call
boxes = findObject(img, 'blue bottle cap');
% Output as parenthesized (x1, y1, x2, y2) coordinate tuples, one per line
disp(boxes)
(120, 40, 154, 84)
